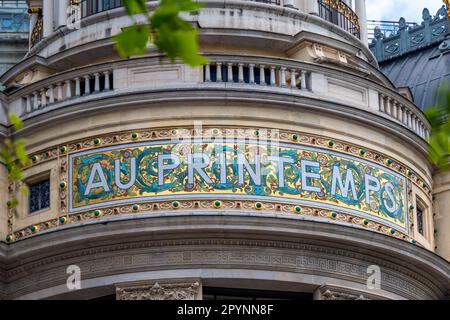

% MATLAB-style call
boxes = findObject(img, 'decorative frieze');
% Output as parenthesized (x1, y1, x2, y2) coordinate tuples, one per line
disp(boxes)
(116, 280, 201, 300)
(4, 237, 441, 300)
(6, 126, 432, 243)
(316, 285, 373, 300)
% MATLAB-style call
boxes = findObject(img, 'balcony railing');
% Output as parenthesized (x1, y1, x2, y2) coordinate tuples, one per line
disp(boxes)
(318, 0, 360, 39)
(80, 0, 124, 18)
(77, 0, 360, 41)
(12, 54, 430, 141)
(78, 0, 282, 19)
(203, 60, 310, 91)
(21, 69, 113, 114)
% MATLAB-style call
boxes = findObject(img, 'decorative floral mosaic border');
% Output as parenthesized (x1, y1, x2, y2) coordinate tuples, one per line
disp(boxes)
(6, 126, 428, 244)
(9, 198, 415, 243)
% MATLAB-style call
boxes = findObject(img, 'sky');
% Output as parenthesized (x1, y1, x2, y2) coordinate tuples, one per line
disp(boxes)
(366, 0, 445, 23)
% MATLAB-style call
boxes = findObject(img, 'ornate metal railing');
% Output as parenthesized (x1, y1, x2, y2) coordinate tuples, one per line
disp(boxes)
(79, 0, 124, 18)
(76, 0, 281, 18)
(367, 20, 418, 41)
(317, 0, 360, 39)
(370, 7, 449, 62)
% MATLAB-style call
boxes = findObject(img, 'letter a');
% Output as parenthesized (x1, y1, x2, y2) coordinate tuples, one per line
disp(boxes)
(84, 163, 110, 196)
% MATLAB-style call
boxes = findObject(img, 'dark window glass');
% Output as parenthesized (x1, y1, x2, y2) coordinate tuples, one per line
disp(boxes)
(417, 207, 424, 236)
(29, 179, 50, 213)
(203, 287, 313, 300)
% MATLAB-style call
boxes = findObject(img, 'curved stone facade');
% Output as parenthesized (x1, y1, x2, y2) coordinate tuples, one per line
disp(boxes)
(0, 0, 448, 300)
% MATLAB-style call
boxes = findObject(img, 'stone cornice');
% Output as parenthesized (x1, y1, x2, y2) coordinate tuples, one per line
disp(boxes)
(0, 55, 48, 85)
(23, 1, 375, 65)
(1, 54, 425, 137)
(0, 214, 448, 299)
(7, 2, 378, 88)
(2, 54, 394, 101)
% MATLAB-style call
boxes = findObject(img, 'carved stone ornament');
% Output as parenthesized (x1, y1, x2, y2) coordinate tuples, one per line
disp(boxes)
(321, 289, 369, 300)
(116, 281, 201, 300)
(317, 285, 373, 300)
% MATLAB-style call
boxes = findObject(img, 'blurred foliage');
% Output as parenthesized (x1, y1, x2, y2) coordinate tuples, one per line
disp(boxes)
(0, 0, 207, 215)
(425, 82, 450, 172)
(114, 0, 207, 66)
(0, 113, 30, 211)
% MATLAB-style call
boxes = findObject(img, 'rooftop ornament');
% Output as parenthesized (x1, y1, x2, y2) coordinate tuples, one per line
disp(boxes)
(370, 4, 449, 62)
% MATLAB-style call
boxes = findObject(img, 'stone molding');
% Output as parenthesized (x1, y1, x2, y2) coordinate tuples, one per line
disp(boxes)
(0, 216, 448, 299)
(7, 125, 430, 242)
(116, 279, 201, 300)
(316, 285, 375, 300)
(22, 1, 375, 64)
(13, 88, 430, 158)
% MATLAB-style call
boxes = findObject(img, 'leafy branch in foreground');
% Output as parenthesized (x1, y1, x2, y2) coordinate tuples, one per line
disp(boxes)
(114, 0, 207, 66)
(425, 82, 450, 172)
(0, 113, 30, 211)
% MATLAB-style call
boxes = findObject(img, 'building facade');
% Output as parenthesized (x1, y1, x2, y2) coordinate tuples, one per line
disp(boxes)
(0, 0, 29, 77)
(0, 0, 449, 300)
(370, 5, 449, 110)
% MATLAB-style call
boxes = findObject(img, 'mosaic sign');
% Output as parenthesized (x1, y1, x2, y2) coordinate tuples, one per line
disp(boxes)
(69, 139, 408, 231)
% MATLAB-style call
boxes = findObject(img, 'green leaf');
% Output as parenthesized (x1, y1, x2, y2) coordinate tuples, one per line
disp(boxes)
(9, 113, 24, 130)
(14, 139, 29, 167)
(425, 106, 442, 129)
(20, 185, 29, 196)
(152, 18, 207, 66)
(114, 0, 206, 66)
(8, 164, 23, 181)
(0, 148, 13, 164)
(427, 82, 450, 171)
(8, 198, 19, 208)
(123, 0, 148, 15)
(114, 24, 151, 57)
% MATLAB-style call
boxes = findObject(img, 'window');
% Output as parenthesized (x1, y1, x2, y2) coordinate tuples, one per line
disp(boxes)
(203, 287, 313, 300)
(417, 206, 424, 236)
(29, 179, 50, 213)
(415, 197, 429, 238)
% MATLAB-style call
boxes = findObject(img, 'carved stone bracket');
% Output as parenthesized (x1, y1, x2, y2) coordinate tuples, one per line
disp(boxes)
(315, 285, 379, 300)
(116, 279, 202, 300)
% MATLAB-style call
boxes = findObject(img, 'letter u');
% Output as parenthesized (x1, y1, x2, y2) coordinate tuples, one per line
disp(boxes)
(115, 158, 137, 189)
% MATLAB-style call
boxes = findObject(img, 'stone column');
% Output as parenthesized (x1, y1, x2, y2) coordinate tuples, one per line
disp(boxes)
(283, 0, 295, 8)
(116, 279, 202, 300)
(355, 0, 368, 45)
(43, 0, 54, 37)
(57, 0, 69, 29)
(305, 0, 319, 15)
